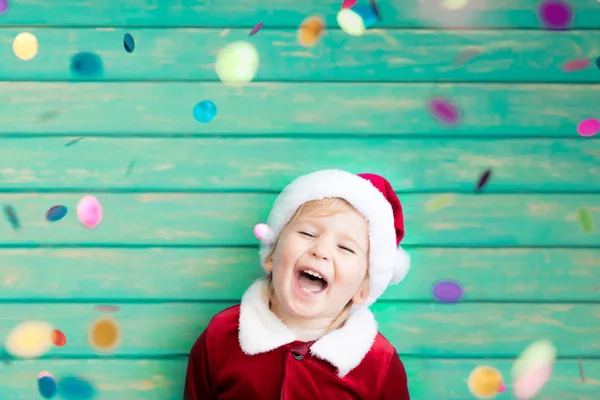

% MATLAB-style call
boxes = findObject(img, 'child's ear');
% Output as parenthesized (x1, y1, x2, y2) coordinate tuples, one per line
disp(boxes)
(351, 279, 370, 305)
(263, 254, 273, 273)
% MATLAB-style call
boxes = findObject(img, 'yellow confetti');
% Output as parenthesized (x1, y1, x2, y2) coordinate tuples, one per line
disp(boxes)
(425, 194, 455, 212)
(5, 321, 53, 358)
(13, 32, 38, 60)
(443, 0, 469, 10)
(468, 365, 503, 399)
(89, 317, 121, 351)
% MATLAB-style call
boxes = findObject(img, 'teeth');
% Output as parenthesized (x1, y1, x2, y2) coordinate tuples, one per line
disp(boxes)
(302, 269, 324, 280)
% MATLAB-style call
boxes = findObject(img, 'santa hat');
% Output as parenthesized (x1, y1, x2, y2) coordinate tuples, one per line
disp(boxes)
(257, 169, 410, 307)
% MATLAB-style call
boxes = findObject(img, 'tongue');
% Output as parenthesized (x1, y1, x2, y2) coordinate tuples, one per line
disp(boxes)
(298, 274, 325, 292)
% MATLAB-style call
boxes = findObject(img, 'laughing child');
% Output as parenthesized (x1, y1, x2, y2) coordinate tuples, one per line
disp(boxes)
(184, 169, 411, 399)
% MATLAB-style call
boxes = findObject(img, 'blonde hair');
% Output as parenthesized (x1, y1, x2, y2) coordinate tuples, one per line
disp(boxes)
(262, 197, 370, 333)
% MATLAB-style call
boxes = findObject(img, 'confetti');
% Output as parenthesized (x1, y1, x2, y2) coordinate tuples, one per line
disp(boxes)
(38, 371, 54, 379)
(455, 48, 481, 66)
(429, 97, 461, 125)
(76, 196, 103, 229)
(577, 208, 594, 233)
(123, 33, 135, 53)
(511, 340, 556, 400)
(443, 0, 469, 10)
(297, 16, 325, 47)
(4, 205, 20, 230)
(193, 100, 217, 123)
(577, 118, 600, 137)
(341, 0, 357, 9)
(95, 304, 120, 312)
(253, 223, 275, 244)
(578, 359, 585, 382)
(39, 375, 58, 399)
(13, 32, 38, 60)
(125, 159, 136, 176)
(432, 280, 464, 303)
(468, 365, 504, 399)
(0, 0, 9, 15)
(37, 110, 61, 123)
(70, 52, 103, 77)
(5, 321, 53, 358)
(425, 194, 455, 212)
(562, 58, 590, 72)
(46, 205, 68, 222)
(538, 0, 572, 30)
(215, 41, 259, 87)
(249, 22, 263, 36)
(65, 137, 85, 147)
(50, 330, 67, 347)
(475, 169, 492, 192)
(89, 317, 121, 351)
(58, 376, 96, 400)
(596, 57, 600, 70)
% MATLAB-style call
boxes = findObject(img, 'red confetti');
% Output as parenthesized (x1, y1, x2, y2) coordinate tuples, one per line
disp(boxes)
(249, 22, 263, 36)
(342, 0, 357, 8)
(562, 58, 590, 72)
(95, 305, 120, 313)
(476, 169, 492, 192)
(50, 330, 67, 347)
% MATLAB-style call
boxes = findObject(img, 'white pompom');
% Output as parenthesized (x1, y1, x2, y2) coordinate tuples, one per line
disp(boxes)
(253, 223, 275, 244)
(390, 246, 410, 284)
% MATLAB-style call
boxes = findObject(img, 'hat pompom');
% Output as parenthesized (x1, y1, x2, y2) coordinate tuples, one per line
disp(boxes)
(390, 246, 410, 285)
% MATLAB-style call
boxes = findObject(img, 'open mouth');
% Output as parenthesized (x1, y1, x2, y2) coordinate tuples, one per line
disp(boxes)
(296, 269, 328, 294)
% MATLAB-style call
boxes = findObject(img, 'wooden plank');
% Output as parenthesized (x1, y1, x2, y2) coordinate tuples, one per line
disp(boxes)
(1, 0, 599, 28)
(2, 28, 600, 83)
(1, 137, 599, 192)
(0, 358, 597, 400)
(0, 193, 597, 246)
(0, 82, 597, 136)
(0, 303, 598, 357)
(2, 248, 599, 302)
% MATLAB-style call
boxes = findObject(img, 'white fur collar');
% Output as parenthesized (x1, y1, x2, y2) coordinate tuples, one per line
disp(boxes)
(238, 280, 378, 377)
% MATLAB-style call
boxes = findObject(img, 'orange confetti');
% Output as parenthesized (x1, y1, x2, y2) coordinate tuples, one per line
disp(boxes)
(50, 330, 67, 347)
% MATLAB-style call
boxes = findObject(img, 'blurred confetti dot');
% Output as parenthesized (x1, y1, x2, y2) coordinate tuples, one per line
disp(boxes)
(512, 340, 556, 400)
(4, 205, 20, 230)
(596, 57, 600, 69)
(562, 58, 590, 72)
(38, 371, 54, 379)
(95, 305, 120, 313)
(577, 208, 594, 233)
(538, 0, 572, 30)
(468, 365, 504, 399)
(5, 321, 53, 358)
(46, 205, 68, 222)
(249, 22, 263, 36)
(39, 375, 58, 399)
(123, 33, 135, 53)
(50, 330, 67, 347)
(337, 3, 379, 36)
(341, 0, 357, 9)
(432, 280, 464, 303)
(297, 16, 325, 47)
(58, 376, 96, 400)
(193, 100, 217, 123)
(577, 118, 600, 137)
(429, 97, 460, 125)
(476, 169, 492, 192)
(76, 196, 103, 229)
(0, 0, 8, 14)
(455, 48, 481, 66)
(70, 52, 103, 77)
(443, 0, 469, 10)
(425, 194, 455, 212)
(13, 32, 38, 60)
(89, 317, 121, 351)
(215, 41, 259, 87)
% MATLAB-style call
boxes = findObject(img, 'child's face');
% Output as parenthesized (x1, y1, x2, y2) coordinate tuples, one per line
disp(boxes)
(264, 208, 370, 321)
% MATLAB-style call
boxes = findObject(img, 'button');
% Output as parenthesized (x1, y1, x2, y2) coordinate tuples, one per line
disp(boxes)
(292, 353, 304, 360)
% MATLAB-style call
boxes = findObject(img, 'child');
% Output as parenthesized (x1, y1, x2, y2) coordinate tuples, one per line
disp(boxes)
(184, 169, 411, 399)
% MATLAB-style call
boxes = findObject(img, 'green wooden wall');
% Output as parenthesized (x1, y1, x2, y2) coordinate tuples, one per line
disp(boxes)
(1, 0, 600, 399)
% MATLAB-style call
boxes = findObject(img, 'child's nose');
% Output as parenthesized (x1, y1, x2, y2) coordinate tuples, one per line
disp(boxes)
(310, 244, 331, 261)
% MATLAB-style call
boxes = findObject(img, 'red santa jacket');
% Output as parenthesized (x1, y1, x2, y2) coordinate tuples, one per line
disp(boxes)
(184, 280, 410, 400)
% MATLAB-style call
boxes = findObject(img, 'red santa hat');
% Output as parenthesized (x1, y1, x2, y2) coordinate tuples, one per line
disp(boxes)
(257, 169, 410, 307)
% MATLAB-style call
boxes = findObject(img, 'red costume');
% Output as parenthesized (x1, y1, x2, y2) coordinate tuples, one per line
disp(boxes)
(184, 280, 410, 399)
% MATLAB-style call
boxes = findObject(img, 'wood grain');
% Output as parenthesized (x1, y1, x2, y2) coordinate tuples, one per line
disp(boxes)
(2, 28, 600, 82)
(0, 82, 598, 136)
(1, 248, 599, 301)
(0, 137, 598, 192)
(1, 0, 599, 28)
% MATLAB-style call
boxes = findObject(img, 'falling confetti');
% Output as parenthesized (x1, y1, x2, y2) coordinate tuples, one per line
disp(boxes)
(297, 16, 325, 47)
(215, 41, 259, 87)
(95, 305, 120, 313)
(596, 57, 600, 70)
(37, 110, 61, 123)
(89, 317, 121, 351)
(578, 359, 585, 382)
(4, 205, 20, 230)
(468, 365, 504, 399)
(432, 280, 464, 303)
(46, 205, 68, 222)
(538, 0, 572, 30)
(39, 375, 58, 399)
(39, 371, 54, 379)
(125, 159, 136, 176)
(65, 137, 86, 147)
(13, 32, 38, 60)
(425, 194, 455, 212)
(512, 340, 556, 400)
(341, 0, 357, 9)
(50, 330, 67, 347)
(475, 169, 492, 192)
(123, 33, 135, 53)
(70, 52, 103, 77)
(58, 376, 96, 400)
(76, 196, 103, 229)
(249, 22, 263, 36)
(577, 118, 600, 137)
(0, 0, 9, 15)
(5, 321, 53, 358)
(562, 58, 590, 72)
(577, 208, 594, 233)
(455, 48, 481, 66)
(193, 100, 217, 123)
(429, 97, 460, 125)
(443, 0, 469, 10)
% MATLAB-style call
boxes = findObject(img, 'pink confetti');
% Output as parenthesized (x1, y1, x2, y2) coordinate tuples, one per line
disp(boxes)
(342, 0, 357, 8)
(498, 381, 506, 392)
(95, 305, 120, 312)
(513, 363, 553, 399)
(76, 196, 103, 229)
(249, 22, 263, 36)
(577, 118, 600, 137)
(562, 58, 590, 72)
(429, 97, 461, 125)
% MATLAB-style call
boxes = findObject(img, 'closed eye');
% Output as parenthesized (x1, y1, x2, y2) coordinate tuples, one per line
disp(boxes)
(299, 231, 316, 238)
(339, 245, 355, 254)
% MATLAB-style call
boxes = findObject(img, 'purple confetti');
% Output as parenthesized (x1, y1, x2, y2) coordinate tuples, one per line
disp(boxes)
(432, 280, 464, 303)
(4, 205, 20, 230)
(249, 22, 263, 36)
(476, 169, 492, 192)
(0, 0, 8, 15)
(95, 305, 120, 313)
(429, 97, 460, 125)
(539, 0, 573, 30)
